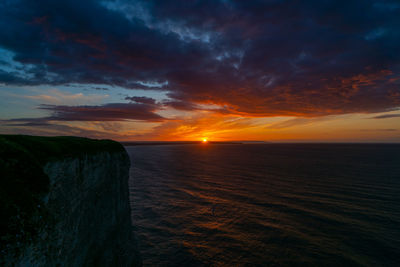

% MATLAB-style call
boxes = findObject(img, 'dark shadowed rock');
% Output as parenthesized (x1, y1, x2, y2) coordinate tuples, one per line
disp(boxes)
(0, 135, 141, 266)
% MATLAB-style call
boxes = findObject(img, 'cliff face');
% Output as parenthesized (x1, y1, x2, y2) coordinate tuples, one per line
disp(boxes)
(0, 135, 140, 266)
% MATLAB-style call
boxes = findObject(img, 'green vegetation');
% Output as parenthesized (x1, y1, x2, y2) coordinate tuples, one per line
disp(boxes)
(0, 135, 124, 258)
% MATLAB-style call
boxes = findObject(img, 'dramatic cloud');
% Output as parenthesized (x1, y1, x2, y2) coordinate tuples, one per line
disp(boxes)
(162, 100, 200, 111)
(125, 96, 157, 105)
(141, 114, 262, 140)
(371, 113, 400, 119)
(6, 102, 166, 123)
(21, 88, 109, 105)
(0, 0, 400, 141)
(265, 117, 332, 130)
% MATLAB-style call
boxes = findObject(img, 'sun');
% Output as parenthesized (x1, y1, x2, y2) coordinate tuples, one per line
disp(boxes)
(202, 138, 208, 143)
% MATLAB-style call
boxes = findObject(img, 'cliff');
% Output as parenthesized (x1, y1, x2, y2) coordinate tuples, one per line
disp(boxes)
(0, 135, 141, 266)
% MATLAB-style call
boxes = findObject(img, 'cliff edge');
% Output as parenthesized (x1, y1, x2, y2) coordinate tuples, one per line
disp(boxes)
(0, 135, 141, 266)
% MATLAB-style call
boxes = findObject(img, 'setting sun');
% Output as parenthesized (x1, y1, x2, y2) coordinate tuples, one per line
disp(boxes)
(202, 138, 208, 143)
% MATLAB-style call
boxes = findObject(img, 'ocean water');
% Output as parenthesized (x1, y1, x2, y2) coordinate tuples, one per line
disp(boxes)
(127, 144, 400, 266)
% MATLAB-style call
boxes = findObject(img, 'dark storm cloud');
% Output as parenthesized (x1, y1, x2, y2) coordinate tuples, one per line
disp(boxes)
(125, 96, 157, 105)
(5, 102, 166, 123)
(38, 103, 166, 121)
(1, 0, 400, 119)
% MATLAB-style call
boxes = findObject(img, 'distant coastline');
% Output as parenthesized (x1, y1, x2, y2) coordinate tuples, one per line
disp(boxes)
(120, 141, 400, 146)
(121, 141, 399, 146)
(121, 141, 245, 146)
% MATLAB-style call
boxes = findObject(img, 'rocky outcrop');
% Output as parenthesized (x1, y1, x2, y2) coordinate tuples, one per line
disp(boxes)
(0, 135, 141, 266)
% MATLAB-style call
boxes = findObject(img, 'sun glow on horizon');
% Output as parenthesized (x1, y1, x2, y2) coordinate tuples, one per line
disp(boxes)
(202, 138, 208, 143)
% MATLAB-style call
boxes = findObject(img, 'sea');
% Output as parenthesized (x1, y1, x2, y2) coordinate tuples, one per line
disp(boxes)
(126, 144, 400, 266)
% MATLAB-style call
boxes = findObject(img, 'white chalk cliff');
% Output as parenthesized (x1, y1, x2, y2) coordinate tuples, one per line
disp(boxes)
(0, 135, 141, 266)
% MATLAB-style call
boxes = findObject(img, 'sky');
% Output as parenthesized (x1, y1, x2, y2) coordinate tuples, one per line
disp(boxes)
(0, 0, 399, 142)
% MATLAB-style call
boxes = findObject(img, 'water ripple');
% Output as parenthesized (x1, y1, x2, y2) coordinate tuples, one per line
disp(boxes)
(128, 144, 400, 266)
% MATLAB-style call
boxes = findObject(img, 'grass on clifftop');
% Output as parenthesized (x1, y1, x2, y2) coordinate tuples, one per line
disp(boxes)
(0, 135, 124, 259)
(0, 135, 125, 165)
